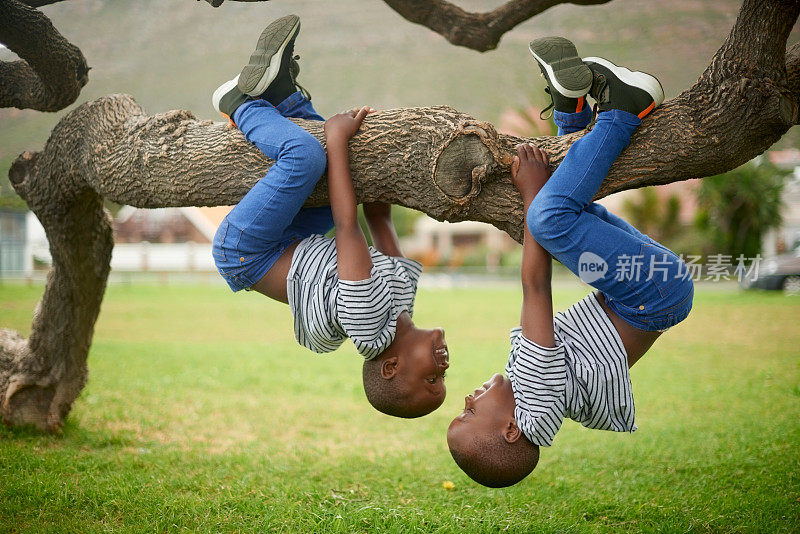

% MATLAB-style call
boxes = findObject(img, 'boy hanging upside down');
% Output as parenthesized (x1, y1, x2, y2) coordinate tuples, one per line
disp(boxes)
(447, 37, 694, 487)
(211, 15, 449, 418)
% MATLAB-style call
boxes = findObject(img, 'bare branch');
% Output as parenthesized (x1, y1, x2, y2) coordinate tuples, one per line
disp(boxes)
(18, 0, 67, 7)
(201, 0, 271, 7)
(0, 0, 89, 111)
(379, 0, 611, 51)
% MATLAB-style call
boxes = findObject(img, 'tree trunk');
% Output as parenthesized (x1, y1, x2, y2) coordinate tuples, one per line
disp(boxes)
(2, 151, 112, 432)
(0, 0, 89, 112)
(2, 0, 799, 431)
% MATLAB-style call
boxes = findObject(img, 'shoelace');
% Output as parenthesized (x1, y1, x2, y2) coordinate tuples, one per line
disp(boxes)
(290, 55, 312, 101)
(585, 73, 608, 131)
(539, 87, 555, 120)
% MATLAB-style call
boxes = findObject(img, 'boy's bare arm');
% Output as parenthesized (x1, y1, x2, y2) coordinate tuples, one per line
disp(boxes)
(324, 106, 374, 281)
(512, 144, 556, 347)
(363, 202, 404, 258)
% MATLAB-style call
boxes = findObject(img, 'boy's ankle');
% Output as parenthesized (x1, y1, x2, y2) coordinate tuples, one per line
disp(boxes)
(552, 93, 586, 114)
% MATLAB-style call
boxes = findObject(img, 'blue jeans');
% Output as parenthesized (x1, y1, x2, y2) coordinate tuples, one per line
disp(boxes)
(213, 92, 333, 292)
(527, 109, 693, 331)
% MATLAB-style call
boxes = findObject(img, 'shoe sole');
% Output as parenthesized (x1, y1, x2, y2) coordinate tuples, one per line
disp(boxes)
(529, 37, 593, 98)
(212, 75, 240, 118)
(238, 15, 300, 97)
(582, 56, 665, 116)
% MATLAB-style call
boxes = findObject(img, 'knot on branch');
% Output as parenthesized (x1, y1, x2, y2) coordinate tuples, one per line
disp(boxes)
(432, 119, 503, 205)
(8, 151, 39, 200)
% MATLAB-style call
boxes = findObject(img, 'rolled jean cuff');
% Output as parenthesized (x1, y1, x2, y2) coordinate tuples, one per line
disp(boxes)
(554, 107, 592, 132)
(276, 91, 310, 114)
(596, 108, 643, 127)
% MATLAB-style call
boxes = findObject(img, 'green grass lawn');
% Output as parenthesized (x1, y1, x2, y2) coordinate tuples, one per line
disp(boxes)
(1, 282, 798, 532)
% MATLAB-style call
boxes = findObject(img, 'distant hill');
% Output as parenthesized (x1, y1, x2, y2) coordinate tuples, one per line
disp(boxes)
(1, 0, 798, 200)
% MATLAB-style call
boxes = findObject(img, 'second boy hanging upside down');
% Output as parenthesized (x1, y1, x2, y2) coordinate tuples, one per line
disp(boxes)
(447, 37, 694, 487)
(211, 15, 449, 418)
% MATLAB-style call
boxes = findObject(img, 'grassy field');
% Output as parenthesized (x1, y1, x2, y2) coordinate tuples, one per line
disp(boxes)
(1, 283, 799, 532)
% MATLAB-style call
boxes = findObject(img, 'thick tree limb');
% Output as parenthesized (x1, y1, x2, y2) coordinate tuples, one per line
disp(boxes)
(3, 0, 799, 432)
(18, 0, 65, 7)
(0, 0, 89, 111)
(379, 0, 611, 51)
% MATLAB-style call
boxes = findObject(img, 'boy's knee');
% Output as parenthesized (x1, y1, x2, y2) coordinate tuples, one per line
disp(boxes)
(527, 194, 568, 244)
(283, 132, 327, 179)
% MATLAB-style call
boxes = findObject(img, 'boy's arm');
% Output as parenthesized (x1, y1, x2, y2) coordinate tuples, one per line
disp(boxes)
(512, 144, 555, 347)
(363, 202, 404, 258)
(324, 106, 374, 281)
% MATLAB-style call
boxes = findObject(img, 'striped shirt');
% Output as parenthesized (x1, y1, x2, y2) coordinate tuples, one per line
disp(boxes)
(506, 293, 636, 447)
(287, 234, 423, 360)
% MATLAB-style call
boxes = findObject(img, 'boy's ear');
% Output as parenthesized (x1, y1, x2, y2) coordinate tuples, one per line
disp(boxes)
(504, 420, 522, 444)
(380, 356, 399, 379)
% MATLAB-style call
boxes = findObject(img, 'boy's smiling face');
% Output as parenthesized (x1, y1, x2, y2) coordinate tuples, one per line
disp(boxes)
(393, 314, 449, 408)
(364, 310, 449, 417)
(447, 373, 517, 443)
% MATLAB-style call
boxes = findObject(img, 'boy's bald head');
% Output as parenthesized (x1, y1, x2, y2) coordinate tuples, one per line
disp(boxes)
(447, 372, 539, 487)
(447, 428, 539, 487)
(362, 357, 445, 418)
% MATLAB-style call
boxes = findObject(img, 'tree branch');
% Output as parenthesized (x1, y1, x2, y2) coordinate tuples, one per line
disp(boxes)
(380, 0, 611, 51)
(0, 0, 89, 111)
(18, 0, 66, 7)
(200, 0, 271, 7)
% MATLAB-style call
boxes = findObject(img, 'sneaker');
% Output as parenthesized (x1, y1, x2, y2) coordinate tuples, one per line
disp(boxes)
(529, 37, 593, 116)
(212, 75, 248, 123)
(288, 55, 312, 101)
(583, 57, 664, 119)
(238, 14, 301, 99)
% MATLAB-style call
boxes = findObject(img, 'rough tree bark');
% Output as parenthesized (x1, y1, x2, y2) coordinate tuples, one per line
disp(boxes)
(0, 0, 89, 111)
(2, 0, 799, 431)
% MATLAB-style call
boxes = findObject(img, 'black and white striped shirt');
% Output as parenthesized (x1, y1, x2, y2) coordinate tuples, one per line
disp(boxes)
(287, 234, 423, 360)
(506, 293, 636, 447)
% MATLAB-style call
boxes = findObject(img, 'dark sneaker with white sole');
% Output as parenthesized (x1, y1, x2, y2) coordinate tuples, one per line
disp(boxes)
(529, 36, 593, 116)
(211, 75, 248, 124)
(583, 57, 664, 119)
(238, 14, 302, 102)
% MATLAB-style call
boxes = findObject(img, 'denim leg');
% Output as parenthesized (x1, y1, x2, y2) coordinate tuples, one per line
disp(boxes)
(554, 109, 660, 249)
(528, 109, 692, 329)
(224, 98, 327, 248)
(532, 110, 641, 220)
(528, 110, 644, 297)
(554, 107, 592, 135)
(271, 92, 335, 237)
(274, 91, 325, 121)
(584, 202, 650, 241)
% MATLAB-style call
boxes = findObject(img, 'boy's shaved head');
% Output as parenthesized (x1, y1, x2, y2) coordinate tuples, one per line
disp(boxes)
(361, 312, 449, 419)
(447, 372, 539, 487)
(448, 430, 539, 488)
(362, 359, 442, 418)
